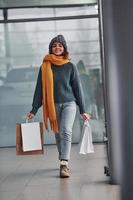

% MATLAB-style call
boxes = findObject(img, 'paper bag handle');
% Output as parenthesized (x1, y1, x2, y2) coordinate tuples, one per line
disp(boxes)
(26, 118, 34, 123)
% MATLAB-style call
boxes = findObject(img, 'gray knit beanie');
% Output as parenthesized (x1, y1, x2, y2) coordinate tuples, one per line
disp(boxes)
(49, 35, 67, 53)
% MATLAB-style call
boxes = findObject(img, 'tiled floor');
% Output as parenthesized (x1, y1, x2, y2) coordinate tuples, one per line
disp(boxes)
(0, 144, 120, 200)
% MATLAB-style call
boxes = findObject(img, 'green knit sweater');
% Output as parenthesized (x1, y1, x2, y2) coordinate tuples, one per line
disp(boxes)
(31, 62, 85, 114)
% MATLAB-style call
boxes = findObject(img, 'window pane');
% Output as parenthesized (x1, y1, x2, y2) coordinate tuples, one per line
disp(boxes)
(55, 5, 98, 16)
(8, 5, 98, 20)
(8, 8, 54, 19)
(0, 10, 3, 20)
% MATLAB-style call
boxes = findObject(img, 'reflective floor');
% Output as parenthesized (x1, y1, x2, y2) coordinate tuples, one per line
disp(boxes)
(0, 144, 120, 200)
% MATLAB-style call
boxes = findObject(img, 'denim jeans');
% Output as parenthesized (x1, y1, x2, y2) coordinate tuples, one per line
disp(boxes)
(55, 101, 77, 160)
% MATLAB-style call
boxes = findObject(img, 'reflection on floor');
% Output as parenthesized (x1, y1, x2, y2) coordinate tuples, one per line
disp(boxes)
(0, 144, 120, 200)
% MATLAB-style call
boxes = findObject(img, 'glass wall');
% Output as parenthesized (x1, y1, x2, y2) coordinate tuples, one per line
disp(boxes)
(0, 6, 105, 147)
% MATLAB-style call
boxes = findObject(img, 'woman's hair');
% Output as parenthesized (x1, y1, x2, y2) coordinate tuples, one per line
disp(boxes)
(61, 50, 69, 59)
(49, 35, 69, 58)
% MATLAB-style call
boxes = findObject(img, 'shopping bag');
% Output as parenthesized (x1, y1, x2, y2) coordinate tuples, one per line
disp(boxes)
(16, 122, 44, 155)
(79, 121, 94, 154)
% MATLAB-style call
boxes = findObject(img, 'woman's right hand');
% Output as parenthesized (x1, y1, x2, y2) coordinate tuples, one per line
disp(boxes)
(26, 112, 35, 120)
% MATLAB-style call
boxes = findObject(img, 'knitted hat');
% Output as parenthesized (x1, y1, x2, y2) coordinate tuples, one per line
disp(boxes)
(49, 35, 67, 53)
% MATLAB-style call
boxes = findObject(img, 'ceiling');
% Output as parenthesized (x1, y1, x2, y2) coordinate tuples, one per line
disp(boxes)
(0, 0, 97, 9)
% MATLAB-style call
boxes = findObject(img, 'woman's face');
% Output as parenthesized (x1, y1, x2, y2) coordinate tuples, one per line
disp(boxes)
(52, 42, 64, 56)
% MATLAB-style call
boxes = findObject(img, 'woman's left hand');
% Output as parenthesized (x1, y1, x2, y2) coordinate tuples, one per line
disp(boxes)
(81, 113, 91, 121)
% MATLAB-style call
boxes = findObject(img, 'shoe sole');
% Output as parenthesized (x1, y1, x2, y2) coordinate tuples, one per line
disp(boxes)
(60, 174, 70, 178)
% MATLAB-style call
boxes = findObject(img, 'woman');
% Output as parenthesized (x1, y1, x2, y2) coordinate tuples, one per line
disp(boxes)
(27, 35, 90, 178)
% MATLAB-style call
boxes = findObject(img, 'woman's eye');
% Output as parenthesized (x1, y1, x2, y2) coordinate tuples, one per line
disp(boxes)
(52, 43, 63, 48)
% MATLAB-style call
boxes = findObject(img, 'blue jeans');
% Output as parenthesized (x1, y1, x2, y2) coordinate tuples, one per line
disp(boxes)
(55, 101, 77, 160)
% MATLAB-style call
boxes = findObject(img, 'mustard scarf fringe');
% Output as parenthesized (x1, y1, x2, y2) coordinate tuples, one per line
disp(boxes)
(41, 54, 69, 133)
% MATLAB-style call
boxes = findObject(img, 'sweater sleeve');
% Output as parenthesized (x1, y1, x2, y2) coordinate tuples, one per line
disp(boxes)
(71, 64, 86, 114)
(30, 67, 42, 115)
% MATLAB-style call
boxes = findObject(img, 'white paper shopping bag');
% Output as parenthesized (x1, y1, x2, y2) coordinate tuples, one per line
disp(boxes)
(21, 122, 42, 152)
(79, 121, 94, 154)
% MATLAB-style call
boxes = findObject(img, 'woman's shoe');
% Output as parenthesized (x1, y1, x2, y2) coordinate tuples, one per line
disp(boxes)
(60, 160, 70, 178)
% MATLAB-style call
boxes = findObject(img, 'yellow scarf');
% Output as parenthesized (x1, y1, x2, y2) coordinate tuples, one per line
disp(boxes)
(41, 54, 69, 133)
